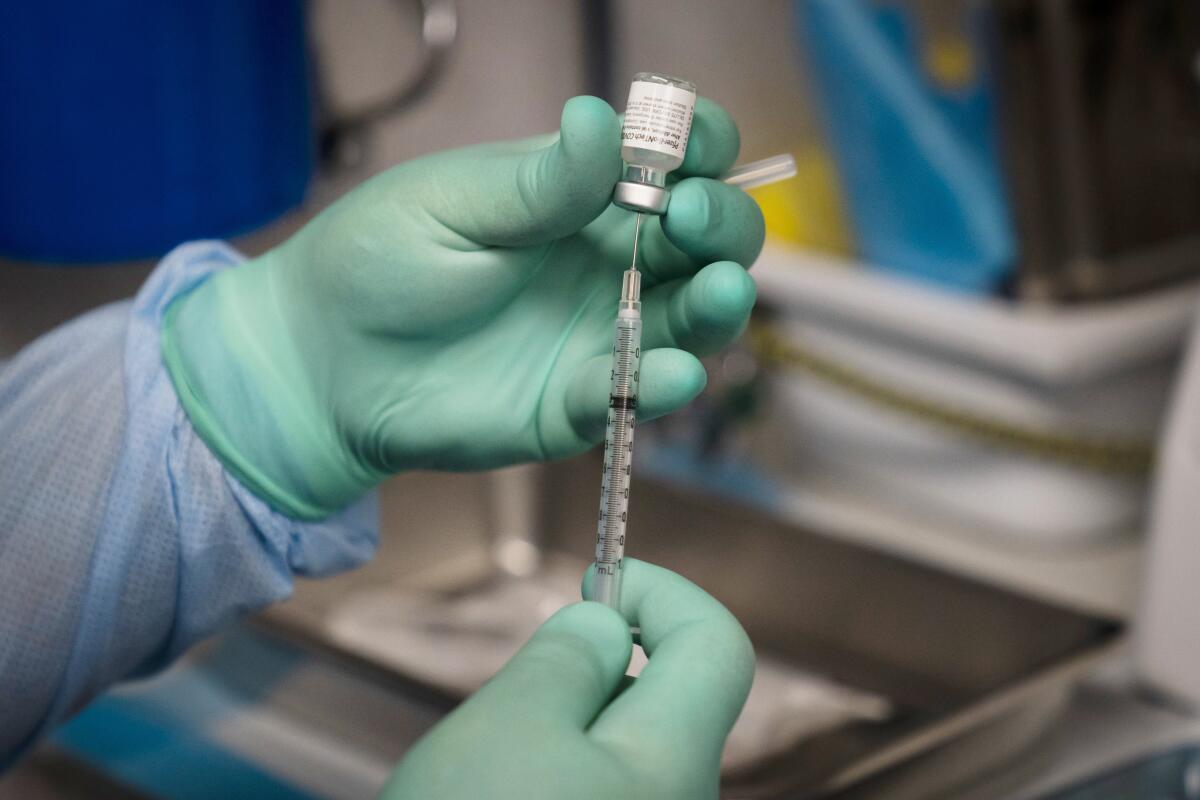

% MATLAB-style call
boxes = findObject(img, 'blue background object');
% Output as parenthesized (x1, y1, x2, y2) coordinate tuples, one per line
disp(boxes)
(0, 1, 313, 264)
(54, 699, 319, 800)
(50, 631, 320, 800)
(796, 0, 1016, 295)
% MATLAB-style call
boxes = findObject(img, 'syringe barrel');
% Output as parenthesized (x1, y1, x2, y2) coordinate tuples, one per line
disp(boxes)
(591, 306, 642, 609)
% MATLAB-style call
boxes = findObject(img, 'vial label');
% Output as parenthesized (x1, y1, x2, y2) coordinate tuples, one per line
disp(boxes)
(622, 80, 696, 161)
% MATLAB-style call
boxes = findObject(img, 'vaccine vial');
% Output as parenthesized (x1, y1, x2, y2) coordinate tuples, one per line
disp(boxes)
(612, 72, 697, 215)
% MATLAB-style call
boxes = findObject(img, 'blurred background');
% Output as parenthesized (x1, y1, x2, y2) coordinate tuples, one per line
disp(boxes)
(3, 1, 1200, 798)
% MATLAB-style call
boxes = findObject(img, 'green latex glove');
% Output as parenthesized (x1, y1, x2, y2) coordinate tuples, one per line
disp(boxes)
(382, 559, 755, 800)
(162, 95, 764, 519)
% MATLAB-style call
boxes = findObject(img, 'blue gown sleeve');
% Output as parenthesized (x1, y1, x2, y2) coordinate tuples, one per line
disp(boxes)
(0, 241, 379, 765)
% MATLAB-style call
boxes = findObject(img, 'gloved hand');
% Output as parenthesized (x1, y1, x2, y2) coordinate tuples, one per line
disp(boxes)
(163, 95, 764, 519)
(381, 559, 755, 800)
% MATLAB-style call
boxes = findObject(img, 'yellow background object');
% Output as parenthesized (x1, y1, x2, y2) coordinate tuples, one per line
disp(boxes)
(924, 34, 976, 90)
(749, 144, 853, 256)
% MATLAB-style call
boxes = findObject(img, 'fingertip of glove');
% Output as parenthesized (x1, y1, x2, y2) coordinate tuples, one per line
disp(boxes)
(681, 97, 741, 175)
(667, 179, 723, 232)
(665, 179, 766, 266)
(560, 96, 620, 157)
(693, 261, 756, 322)
(653, 348, 708, 401)
(549, 96, 621, 219)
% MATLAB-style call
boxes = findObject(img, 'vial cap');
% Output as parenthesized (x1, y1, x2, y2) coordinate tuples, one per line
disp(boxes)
(612, 181, 670, 215)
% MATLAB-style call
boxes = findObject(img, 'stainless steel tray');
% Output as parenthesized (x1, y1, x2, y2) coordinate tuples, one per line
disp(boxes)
(263, 457, 1123, 798)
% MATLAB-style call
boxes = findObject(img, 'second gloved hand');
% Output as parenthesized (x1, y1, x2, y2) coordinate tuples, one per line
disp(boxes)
(163, 95, 764, 519)
(381, 560, 755, 800)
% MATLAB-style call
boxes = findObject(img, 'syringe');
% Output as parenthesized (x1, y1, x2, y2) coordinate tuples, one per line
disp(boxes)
(590, 153, 797, 609)
(591, 214, 645, 608)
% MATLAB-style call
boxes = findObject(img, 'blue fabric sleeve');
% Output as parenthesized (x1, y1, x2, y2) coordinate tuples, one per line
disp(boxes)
(0, 241, 379, 765)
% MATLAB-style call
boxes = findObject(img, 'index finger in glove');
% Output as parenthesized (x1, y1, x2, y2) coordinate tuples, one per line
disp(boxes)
(581, 560, 755, 770)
